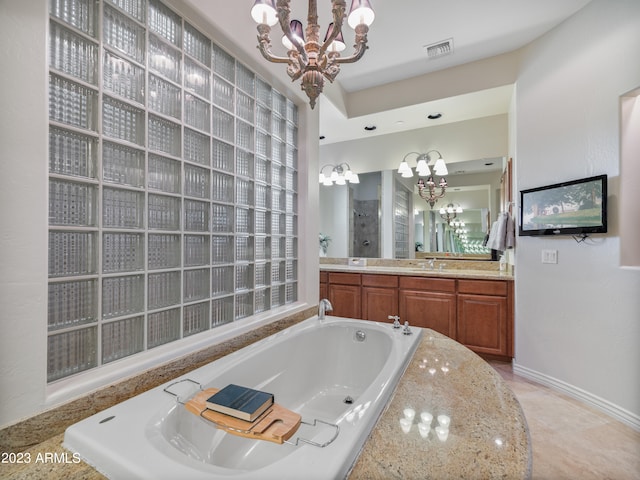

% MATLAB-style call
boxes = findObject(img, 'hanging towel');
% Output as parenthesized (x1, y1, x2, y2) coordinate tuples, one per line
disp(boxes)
(486, 212, 515, 252)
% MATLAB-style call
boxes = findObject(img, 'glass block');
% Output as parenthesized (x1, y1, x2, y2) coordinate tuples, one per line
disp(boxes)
(103, 5, 145, 63)
(236, 120, 254, 152)
(102, 50, 145, 104)
(50, 0, 98, 36)
(235, 235, 254, 263)
(255, 157, 270, 183)
(235, 291, 253, 320)
(185, 94, 210, 133)
(148, 271, 181, 309)
(102, 232, 144, 272)
(148, 308, 181, 348)
(185, 58, 210, 100)
(47, 326, 97, 381)
(184, 234, 210, 266)
(48, 231, 97, 277)
(49, 74, 97, 131)
(211, 296, 233, 327)
(184, 164, 210, 199)
(235, 264, 253, 292)
(212, 139, 234, 171)
(184, 128, 210, 166)
(148, 115, 181, 156)
(211, 266, 233, 297)
(49, 126, 97, 178)
(49, 179, 97, 227)
(49, 22, 98, 85)
(272, 235, 285, 259)
(271, 214, 282, 238)
(213, 75, 234, 112)
(286, 145, 298, 169)
(256, 77, 271, 107)
(286, 236, 297, 258)
(102, 96, 144, 145)
(285, 282, 297, 304)
(255, 131, 270, 158)
(271, 138, 285, 164)
(236, 62, 255, 95)
(254, 262, 270, 288)
(183, 301, 210, 337)
(212, 107, 234, 143)
(182, 199, 208, 232)
(148, 194, 180, 230)
(148, 74, 181, 119)
(102, 316, 144, 363)
(148, 233, 181, 270)
(149, 34, 181, 83)
(271, 261, 285, 284)
(285, 168, 297, 192)
(184, 268, 210, 302)
(101, 274, 144, 319)
(255, 210, 270, 234)
(272, 114, 286, 141)
(105, 0, 145, 23)
(148, 0, 181, 47)
(211, 171, 234, 204)
(103, 141, 144, 187)
(236, 90, 254, 124)
(286, 214, 297, 236)
(285, 191, 297, 214)
(271, 187, 284, 212)
(235, 207, 253, 234)
(184, 22, 211, 67)
(148, 154, 181, 193)
(286, 98, 298, 125)
(255, 287, 270, 314)
(212, 43, 235, 83)
(211, 203, 234, 232)
(271, 284, 285, 308)
(255, 236, 270, 261)
(286, 122, 298, 147)
(256, 105, 271, 132)
(211, 235, 233, 264)
(236, 178, 253, 206)
(102, 187, 144, 229)
(48, 279, 97, 331)
(272, 90, 286, 117)
(236, 149, 254, 179)
(286, 260, 297, 281)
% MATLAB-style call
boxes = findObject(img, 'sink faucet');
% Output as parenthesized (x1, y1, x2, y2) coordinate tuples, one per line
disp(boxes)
(318, 298, 333, 320)
(428, 258, 435, 270)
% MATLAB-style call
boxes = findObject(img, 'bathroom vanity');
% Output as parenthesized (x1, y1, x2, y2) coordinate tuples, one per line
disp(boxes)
(320, 259, 514, 360)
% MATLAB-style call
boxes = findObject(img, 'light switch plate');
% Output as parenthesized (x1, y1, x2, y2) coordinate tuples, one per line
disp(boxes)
(542, 249, 558, 264)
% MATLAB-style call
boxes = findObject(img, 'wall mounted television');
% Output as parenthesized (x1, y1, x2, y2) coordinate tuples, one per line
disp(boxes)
(519, 174, 608, 236)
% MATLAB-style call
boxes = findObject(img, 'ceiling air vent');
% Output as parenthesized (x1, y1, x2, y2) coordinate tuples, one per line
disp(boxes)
(424, 38, 454, 59)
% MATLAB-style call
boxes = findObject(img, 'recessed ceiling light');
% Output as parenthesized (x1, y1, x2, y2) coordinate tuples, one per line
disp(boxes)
(427, 113, 442, 120)
(319, 135, 326, 140)
(484, 162, 494, 166)
(364, 125, 377, 131)
(395, 120, 405, 126)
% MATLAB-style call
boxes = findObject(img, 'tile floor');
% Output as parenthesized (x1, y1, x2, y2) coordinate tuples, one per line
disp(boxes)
(490, 361, 640, 480)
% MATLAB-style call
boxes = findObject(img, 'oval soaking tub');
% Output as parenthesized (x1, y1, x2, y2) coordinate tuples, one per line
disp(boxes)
(64, 316, 422, 479)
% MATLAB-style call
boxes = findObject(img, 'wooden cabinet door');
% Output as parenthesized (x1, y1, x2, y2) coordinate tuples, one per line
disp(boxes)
(457, 294, 508, 356)
(399, 289, 456, 338)
(328, 284, 361, 319)
(362, 286, 398, 323)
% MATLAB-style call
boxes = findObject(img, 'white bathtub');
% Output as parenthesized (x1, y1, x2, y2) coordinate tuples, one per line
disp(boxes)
(64, 316, 422, 479)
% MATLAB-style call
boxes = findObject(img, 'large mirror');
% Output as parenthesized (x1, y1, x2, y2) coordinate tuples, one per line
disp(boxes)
(319, 158, 509, 259)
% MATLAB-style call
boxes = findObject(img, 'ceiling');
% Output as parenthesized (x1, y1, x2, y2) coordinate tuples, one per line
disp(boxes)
(183, 0, 592, 148)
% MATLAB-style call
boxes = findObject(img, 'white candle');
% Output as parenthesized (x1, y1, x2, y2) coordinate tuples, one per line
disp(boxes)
(420, 411, 433, 425)
(403, 408, 415, 421)
(435, 425, 449, 441)
(418, 422, 430, 438)
(399, 417, 412, 433)
(437, 414, 450, 428)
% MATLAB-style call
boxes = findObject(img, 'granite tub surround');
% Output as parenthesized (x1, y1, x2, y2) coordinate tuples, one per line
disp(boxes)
(0, 307, 315, 455)
(349, 329, 531, 479)
(320, 257, 513, 280)
(3, 328, 531, 480)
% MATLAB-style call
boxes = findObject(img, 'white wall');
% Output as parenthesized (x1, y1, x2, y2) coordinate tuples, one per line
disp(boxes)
(514, 0, 640, 427)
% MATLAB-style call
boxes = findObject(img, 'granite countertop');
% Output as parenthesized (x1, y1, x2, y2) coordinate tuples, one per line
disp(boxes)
(4, 330, 530, 480)
(320, 263, 514, 281)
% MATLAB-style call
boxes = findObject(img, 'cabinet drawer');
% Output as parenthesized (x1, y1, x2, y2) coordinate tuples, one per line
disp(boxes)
(458, 279, 508, 296)
(328, 272, 361, 285)
(362, 274, 398, 288)
(319, 271, 328, 283)
(399, 276, 456, 293)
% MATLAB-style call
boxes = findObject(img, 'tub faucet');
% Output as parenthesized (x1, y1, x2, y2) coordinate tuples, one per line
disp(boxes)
(318, 298, 333, 320)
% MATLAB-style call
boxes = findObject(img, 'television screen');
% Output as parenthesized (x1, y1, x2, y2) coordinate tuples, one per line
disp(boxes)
(519, 174, 607, 236)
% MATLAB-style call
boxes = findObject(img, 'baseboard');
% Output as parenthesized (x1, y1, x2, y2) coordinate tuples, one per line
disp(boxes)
(513, 363, 640, 432)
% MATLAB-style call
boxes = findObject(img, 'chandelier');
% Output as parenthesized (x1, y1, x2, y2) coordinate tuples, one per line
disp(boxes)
(439, 203, 463, 225)
(251, 0, 375, 108)
(397, 150, 448, 208)
(319, 162, 360, 185)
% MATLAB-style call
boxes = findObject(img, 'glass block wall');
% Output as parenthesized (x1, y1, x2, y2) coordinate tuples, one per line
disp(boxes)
(394, 183, 410, 259)
(47, 0, 299, 382)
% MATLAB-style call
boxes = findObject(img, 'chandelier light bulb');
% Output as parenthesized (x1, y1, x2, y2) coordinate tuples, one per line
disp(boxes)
(348, 0, 376, 29)
(282, 19, 304, 50)
(251, 0, 278, 26)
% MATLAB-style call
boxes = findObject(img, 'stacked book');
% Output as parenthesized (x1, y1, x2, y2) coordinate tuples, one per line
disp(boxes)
(205, 384, 274, 422)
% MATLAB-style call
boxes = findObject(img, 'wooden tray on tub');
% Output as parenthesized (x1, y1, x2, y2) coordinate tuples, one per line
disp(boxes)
(184, 388, 302, 444)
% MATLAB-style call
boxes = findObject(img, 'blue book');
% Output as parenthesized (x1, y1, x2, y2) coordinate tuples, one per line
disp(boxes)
(205, 384, 274, 422)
